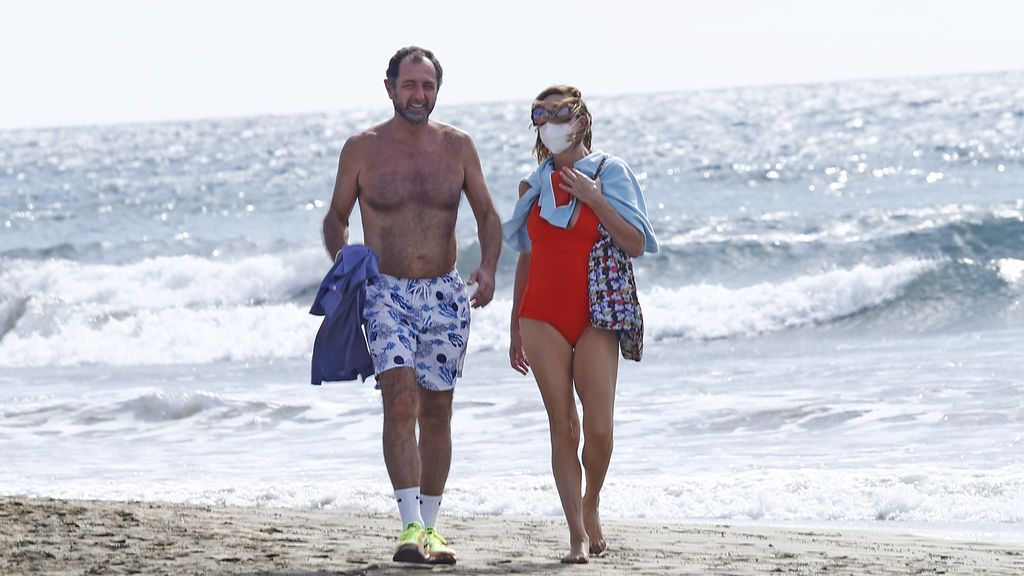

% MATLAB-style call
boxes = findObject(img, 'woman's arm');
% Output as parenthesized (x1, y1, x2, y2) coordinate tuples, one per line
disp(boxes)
(509, 181, 532, 374)
(509, 252, 531, 374)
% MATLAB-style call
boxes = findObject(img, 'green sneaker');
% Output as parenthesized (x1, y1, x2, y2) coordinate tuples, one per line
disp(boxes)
(392, 521, 427, 563)
(424, 527, 457, 565)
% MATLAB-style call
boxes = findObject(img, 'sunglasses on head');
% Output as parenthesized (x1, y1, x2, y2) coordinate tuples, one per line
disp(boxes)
(531, 100, 579, 126)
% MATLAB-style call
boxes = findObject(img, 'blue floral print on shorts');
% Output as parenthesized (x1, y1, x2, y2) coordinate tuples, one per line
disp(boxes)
(363, 269, 471, 391)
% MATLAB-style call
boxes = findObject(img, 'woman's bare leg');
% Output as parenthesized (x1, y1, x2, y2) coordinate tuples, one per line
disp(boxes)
(520, 318, 589, 563)
(573, 326, 619, 555)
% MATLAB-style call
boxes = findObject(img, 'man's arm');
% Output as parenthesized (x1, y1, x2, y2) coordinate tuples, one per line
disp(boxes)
(460, 133, 502, 308)
(322, 138, 360, 260)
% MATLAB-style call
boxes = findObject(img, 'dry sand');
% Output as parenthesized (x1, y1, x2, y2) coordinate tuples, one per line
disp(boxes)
(1, 496, 1022, 575)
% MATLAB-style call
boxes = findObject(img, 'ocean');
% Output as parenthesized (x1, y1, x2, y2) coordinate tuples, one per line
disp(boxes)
(2, 71, 1023, 544)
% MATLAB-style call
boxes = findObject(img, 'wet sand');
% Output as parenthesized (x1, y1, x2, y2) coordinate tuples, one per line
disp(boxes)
(2, 496, 1022, 575)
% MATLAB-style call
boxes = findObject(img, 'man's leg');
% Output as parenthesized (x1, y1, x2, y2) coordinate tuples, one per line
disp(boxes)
(413, 270, 468, 565)
(417, 387, 457, 564)
(379, 367, 422, 491)
(417, 387, 454, 498)
(379, 367, 429, 563)
(415, 270, 466, 519)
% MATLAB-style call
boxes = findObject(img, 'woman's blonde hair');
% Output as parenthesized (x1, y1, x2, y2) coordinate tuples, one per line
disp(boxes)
(531, 85, 593, 163)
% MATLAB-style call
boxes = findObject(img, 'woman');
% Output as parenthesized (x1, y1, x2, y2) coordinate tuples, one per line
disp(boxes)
(503, 86, 658, 563)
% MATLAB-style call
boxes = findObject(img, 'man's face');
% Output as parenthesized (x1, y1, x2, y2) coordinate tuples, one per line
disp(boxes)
(387, 58, 438, 125)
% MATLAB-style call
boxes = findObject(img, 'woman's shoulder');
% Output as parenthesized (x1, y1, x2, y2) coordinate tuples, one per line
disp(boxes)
(521, 158, 553, 185)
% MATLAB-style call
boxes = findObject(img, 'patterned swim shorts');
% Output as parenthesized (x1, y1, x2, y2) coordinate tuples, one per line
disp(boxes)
(363, 269, 471, 391)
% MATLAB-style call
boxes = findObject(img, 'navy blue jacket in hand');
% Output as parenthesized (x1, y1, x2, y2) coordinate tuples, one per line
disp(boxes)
(309, 245, 379, 384)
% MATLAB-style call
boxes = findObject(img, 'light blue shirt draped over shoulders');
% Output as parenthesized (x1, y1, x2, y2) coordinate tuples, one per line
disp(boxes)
(501, 150, 659, 254)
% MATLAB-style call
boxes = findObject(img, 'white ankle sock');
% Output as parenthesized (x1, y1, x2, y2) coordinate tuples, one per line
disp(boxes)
(420, 494, 442, 529)
(395, 487, 422, 526)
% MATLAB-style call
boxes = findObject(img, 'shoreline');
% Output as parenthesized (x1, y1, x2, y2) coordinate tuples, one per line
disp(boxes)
(3, 497, 1023, 575)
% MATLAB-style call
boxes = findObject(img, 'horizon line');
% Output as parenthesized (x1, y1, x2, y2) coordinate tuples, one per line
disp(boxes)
(3, 67, 1019, 134)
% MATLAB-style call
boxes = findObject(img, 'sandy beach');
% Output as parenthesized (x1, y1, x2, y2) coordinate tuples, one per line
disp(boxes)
(1, 497, 1021, 575)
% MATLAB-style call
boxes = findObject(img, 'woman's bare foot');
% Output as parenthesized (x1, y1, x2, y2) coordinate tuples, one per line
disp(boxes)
(583, 497, 606, 556)
(560, 538, 590, 564)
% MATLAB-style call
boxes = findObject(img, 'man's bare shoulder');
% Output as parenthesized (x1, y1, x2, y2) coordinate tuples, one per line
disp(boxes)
(433, 120, 471, 141)
(432, 121, 476, 154)
(343, 122, 392, 153)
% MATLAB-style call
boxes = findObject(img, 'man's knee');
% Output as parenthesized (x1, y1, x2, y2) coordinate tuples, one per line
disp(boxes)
(417, 391, 453, 431)
(380, 369, 419, 423)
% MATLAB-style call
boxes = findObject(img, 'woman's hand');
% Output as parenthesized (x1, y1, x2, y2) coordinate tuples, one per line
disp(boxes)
(559, 167, 603, 206)
(509, 322, 530, 375)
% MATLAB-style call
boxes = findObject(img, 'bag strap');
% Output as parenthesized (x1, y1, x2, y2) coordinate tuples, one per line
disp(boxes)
(592, 155, 611, 240)
(592, 155, 609, 180)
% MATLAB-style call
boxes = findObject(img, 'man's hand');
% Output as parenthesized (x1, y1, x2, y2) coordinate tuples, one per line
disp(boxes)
(466, 266, 495, 308)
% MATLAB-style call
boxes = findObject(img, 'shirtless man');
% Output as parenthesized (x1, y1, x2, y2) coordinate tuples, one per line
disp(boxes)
(322, 46, 502, 565)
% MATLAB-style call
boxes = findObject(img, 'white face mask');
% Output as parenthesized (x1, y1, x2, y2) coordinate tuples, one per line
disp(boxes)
(539, 120, 578, 154)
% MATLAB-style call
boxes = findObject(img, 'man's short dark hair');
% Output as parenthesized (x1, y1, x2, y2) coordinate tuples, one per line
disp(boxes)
(386, 46, 443, 89)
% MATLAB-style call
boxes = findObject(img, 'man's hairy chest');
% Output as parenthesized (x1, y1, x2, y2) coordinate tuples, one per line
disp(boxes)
(360, 158, 463, 212)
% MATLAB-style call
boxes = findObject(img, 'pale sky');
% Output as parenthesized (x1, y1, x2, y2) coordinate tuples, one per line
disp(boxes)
(3, 0, 1022, 130)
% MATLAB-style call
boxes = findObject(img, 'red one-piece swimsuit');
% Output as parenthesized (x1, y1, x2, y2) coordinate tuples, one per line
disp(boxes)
(517, 169, 602, 346)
